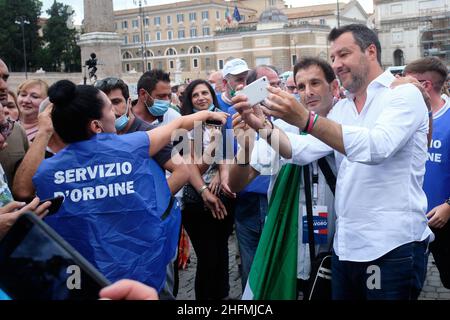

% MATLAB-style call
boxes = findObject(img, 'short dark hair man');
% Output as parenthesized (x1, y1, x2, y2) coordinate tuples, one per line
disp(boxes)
(233, 24, 432, 300)
(405, 57, 450, 288)
(133, 69, 181, 126)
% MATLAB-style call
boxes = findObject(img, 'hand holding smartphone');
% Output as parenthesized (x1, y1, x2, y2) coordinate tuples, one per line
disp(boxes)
(235, 76, 269, 107)
(38, 196, 64, 216)
(0, 212, 110, 300)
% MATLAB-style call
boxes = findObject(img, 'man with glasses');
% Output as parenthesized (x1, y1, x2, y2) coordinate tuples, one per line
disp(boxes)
(285, 75, 300, 101)
(404, 57, 450, 289)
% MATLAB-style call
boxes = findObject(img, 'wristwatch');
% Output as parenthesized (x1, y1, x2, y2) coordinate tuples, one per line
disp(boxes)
(198, 185, 208, 196)
(445, 197, 450, 206)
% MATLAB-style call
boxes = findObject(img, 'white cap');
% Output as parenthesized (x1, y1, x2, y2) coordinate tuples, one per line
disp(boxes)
(222, 58, 250, 78)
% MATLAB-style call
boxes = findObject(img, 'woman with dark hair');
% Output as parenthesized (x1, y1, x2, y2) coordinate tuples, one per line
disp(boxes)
(181, 79, 236, 300)
(31, 80, 227, 293)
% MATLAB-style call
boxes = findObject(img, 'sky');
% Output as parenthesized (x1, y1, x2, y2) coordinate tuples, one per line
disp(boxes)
(41, 0, 374, 25)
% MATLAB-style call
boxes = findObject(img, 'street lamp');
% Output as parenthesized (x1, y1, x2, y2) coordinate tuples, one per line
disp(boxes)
(133, 0, 148, 73)
(15, 17, 30, 79)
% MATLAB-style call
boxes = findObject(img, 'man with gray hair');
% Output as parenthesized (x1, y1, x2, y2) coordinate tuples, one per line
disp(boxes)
(208, 71, 224, 94)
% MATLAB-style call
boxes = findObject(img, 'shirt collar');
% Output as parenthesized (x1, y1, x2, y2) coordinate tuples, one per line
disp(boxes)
(433, 94, 450, 119)
(344, 70, 394, 101)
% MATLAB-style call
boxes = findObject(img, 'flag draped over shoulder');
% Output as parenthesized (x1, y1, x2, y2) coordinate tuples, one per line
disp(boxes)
(243, 164, 301, 300)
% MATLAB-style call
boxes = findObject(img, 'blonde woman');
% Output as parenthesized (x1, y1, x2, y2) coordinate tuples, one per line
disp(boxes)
(17, 79, 48, 142)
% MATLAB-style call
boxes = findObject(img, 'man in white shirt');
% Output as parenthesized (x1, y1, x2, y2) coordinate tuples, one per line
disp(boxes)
(232, 24, 432, 300)
(229, 57, 339, 295)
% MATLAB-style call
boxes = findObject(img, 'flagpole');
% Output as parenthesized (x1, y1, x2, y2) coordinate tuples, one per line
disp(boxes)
(337, 0, 341, 28)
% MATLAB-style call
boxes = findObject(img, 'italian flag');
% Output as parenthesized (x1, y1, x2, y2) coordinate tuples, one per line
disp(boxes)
(225, 7, 232, 23)
(242, 164, 301, 300)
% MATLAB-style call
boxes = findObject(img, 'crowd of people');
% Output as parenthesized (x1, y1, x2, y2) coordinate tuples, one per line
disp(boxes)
(0, 23, 449, 300)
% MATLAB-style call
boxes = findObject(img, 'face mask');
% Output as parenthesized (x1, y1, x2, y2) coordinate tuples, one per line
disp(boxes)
(194, 103, 216, 113)
(115, 101, 130, 131)
(227, 82, 236, 97)
(293, 93, 301, 102)
(211, 83, 216, 91)
(146, 98, 170, 117)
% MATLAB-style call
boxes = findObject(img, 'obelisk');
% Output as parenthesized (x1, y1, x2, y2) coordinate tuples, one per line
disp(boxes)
(78, 0, 122, 81)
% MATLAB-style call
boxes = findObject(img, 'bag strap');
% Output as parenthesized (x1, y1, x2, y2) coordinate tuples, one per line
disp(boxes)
(317, 157, 336, 196)
(317, 157, 336, 252)
(303, 165, 316, 264)
(161, 196, 176, 221)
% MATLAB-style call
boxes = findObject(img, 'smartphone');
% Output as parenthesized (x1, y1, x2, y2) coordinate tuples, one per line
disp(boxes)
(204, 107, 224, 128)
(38, 196, 64, 216)
(235, 76, 269, 107)
(204, 119, 224, 127)
(0, 212, 111, 300)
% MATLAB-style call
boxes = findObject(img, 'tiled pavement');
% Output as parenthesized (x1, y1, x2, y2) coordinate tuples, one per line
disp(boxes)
(419, 256, 450, 300)
(177, 231, 242, 300)
(176, 232, 450, 300)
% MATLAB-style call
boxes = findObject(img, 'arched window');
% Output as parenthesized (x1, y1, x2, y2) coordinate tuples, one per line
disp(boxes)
(189, 46, 201, 54)
(145, 50, 154, 57)
(123, 51, 133, 59)
(393, 49, 404, 66)
(166, 47, 177, 56)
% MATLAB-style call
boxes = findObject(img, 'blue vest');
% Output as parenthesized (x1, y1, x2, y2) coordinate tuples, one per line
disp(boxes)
(33, 132, 181, 292)
(423, 103, 450, 211)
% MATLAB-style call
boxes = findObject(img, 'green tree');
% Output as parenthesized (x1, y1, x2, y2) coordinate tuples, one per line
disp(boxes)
(0, 0, 43, 72)
(41, 1, 81, 72)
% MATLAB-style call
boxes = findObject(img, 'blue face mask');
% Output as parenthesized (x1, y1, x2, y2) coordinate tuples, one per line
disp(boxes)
(193, 104, 216, 113)
(293, 93, 301, 102)
(115, 102, 130, 131)
(147, 99, 170, 117)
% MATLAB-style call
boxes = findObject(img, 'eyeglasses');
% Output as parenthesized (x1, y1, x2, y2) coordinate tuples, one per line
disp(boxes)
(0, 118, 15, 140)
(94, 77, 123, 90)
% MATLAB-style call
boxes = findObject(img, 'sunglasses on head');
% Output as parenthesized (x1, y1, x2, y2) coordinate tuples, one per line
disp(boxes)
(94, 77, 124, 89)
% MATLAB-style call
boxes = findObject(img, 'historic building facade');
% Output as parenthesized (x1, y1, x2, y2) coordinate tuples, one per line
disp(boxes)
(374, 0, 450, 67)
(113, 0, 369, 82)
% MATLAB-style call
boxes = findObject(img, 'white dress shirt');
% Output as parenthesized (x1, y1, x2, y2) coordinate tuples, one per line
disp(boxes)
(285, 70, 433, 262)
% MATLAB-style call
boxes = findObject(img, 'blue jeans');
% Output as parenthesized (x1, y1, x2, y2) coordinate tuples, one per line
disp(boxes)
(332, 239, 430, 300)
(234, 192, 268, 291)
